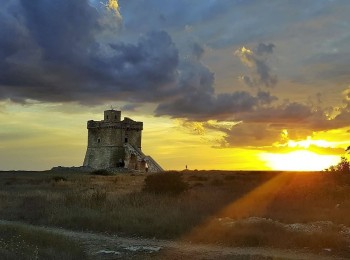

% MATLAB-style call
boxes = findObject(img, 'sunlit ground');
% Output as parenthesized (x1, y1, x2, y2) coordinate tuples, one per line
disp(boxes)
(260, 150, 340, 171)
(183, 172, 294, 245)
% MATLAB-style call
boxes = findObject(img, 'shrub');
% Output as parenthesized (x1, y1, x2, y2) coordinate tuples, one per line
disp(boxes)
(52, 176, 67, 182)
(188, 175, 208, 181)
(327, 157, 350, 174)
(143, 172, 188, 195)
(224, 175, 236, 181)
(210, 178, 224, 186)
(91, 169, 112, 176)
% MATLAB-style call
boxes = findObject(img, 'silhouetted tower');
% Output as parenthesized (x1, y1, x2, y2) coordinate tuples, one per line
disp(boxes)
(83, 110, 143, 169)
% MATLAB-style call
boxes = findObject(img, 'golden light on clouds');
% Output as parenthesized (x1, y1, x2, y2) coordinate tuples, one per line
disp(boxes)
(287, 136, 335, 149)
(104, 0, 121, 18)
(234, 46, 254, 67)
(264, 133, 341, 171)
(106, 0, 119, 11)
(0, 100, 347, 171)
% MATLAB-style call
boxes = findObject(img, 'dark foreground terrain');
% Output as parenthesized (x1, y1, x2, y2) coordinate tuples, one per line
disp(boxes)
(1, 170, 350, 259)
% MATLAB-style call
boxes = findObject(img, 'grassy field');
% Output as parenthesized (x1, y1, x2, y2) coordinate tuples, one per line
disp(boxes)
(1, 170, 350, 257)
(0, 222, 87, 259)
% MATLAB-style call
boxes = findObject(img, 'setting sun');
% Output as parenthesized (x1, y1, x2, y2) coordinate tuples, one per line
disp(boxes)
(261, 150, 339, 171)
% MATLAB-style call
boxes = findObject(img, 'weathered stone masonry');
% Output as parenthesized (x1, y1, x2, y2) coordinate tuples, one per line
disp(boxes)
(83, 110, 163, 172)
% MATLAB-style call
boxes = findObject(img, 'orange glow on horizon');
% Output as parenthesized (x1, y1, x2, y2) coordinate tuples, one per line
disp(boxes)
(260, 150, 339, 171)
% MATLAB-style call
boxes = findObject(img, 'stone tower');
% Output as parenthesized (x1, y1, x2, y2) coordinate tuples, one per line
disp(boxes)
(83, 110, 163, 172)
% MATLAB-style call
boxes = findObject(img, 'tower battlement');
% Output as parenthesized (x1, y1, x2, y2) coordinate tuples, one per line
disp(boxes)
(87, 110, 143, 131)
(87, 118, 143, 131)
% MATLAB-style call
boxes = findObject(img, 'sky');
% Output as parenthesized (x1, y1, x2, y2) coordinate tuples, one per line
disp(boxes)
(1, 0, 350, 171)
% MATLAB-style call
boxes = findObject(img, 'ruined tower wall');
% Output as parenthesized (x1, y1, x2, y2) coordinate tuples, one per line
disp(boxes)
(84, 147, 125, 169)
(83, 110, 143, 169)
(87, 127, 124, 147)
(83, 127, 125, 169)
(119, 117, 143, 149)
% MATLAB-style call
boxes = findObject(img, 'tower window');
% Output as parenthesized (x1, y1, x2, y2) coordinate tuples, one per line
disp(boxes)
(97, 138, 101, 143)
(124, 137, 128, 143)
(106, 115, 109, 120)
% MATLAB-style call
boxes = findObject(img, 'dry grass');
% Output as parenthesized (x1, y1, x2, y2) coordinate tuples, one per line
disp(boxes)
(1, 170, 350, 256)
(0, 222, 86, 260)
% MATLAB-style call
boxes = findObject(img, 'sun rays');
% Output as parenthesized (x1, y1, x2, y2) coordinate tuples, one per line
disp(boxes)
(183, 173, 294, 243)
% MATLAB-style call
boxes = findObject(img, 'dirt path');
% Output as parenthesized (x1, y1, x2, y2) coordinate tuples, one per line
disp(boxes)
(0, 220, 344, 260)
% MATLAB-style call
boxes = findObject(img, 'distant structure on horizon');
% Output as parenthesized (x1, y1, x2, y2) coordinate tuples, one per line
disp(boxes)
(83, 110, 163, 172)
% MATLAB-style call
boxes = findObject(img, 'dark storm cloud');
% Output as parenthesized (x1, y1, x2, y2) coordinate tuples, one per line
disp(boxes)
(1, 0, 271, 123)
(0, 0, 181, 104)
(105, 30, 179, 100)
(20, 0, 100, 62)
(155, 90, 258, 121)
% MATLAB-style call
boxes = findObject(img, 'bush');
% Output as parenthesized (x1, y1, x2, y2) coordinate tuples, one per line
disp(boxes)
(143, 172, 188, 195)
(210, 178, 224, 186)
(188, 175, 208, 181)
(52, 176, 67, 182)
(327, 157, 350, 174)
(91, 169, 112, 176)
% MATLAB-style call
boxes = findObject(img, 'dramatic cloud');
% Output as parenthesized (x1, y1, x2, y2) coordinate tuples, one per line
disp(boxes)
(1, 0, 350, 153)
(212, 97, 350, 148)
(154, 43, 276, 121)
(0, 1, 182, 104)
(155, 90, 258, 121)
(235, 44, 277, 88)
(105, 0, 121, 18)
(0, 0, 279, 123)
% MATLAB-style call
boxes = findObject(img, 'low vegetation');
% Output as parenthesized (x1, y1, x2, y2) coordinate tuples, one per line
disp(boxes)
(0, 223, 86, 260)
(326, 157, 350, 174)
(143, 172, 188, 195)
(1, 170, 350, 257)
(90, 169, 112, 176)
